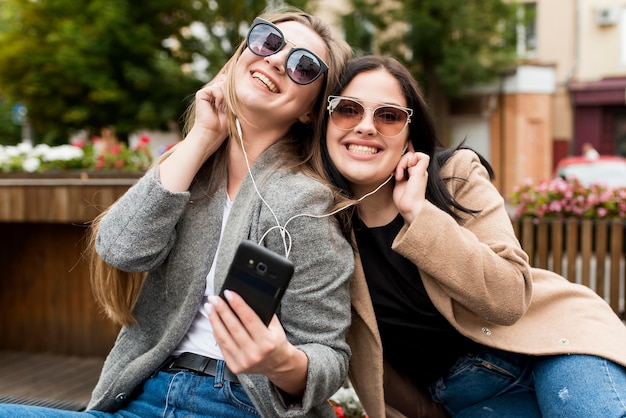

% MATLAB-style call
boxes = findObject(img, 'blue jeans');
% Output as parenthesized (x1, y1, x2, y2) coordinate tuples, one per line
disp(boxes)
(429, 348, 626, 417)
(0, 363, 259, 418)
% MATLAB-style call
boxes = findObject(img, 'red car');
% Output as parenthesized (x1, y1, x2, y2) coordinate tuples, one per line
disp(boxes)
(554, 155, 626, 188)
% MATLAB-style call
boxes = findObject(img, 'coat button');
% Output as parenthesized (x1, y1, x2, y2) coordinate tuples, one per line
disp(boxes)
(115, 393, 127, 402)
(559, 338, 569, 345)
(481, 327, 492, 336)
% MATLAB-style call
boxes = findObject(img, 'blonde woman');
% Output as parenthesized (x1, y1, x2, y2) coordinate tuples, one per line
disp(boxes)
(0, 8, 353, 418)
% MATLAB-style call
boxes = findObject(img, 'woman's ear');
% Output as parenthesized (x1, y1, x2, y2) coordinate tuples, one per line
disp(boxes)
(298, 112, 312, 124)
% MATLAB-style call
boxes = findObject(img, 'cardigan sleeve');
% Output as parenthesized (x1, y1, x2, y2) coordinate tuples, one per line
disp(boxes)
(96, 167, 190, 272)
(392, 149, 533, 325)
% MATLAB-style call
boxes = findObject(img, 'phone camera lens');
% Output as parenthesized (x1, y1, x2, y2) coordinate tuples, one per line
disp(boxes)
(256, 262, 268, 275)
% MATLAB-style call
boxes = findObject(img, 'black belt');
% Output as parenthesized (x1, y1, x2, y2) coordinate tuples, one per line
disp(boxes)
(160, 352, 239, 384)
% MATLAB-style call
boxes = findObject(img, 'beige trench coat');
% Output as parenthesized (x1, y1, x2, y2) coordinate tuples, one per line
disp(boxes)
(347, 149, 626, 418)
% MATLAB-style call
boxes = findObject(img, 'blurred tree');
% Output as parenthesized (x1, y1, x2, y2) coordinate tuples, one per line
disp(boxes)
(344, 0, 518, 95)
(343, 0, 520, 140)
(185, 0, 308, 87)
(0, 97, 22, 145)
(0, 0, 307, 145)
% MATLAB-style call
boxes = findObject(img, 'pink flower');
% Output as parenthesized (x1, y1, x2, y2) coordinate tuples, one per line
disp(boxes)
(548, 201, 562, 212)
(95, 155, 105, 169)
(72, 139, 87, 148)
(132, 135, 151, 151)
(510, 177, 626, 219)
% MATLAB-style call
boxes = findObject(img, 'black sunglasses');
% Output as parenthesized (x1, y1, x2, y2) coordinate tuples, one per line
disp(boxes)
(246, 17, 329, 85)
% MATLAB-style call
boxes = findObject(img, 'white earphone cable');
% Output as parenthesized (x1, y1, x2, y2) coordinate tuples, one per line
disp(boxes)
(236, 118, 392, 259)
(236, 119, 291, 257)
(281, 173, 393, 231)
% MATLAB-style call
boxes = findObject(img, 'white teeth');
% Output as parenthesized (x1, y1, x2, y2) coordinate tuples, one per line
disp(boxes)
(252, 72, 277, 93)
(348, 144, 379, 154)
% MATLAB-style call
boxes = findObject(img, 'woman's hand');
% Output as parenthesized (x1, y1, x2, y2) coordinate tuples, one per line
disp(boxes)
(393, 151, 430, 224)
(190, 76, 230, 143)
(206, 290, 308, 397)
(159, 76, 230, 192)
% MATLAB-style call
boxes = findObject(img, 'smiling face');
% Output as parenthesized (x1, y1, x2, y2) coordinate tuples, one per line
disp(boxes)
(234, 20, 329, 127)
(326, 69, 410, 194)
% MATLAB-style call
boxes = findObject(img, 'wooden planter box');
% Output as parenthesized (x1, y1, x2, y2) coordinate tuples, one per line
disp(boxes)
(0, 170, 142, 223)
(0, 172, 142, 357)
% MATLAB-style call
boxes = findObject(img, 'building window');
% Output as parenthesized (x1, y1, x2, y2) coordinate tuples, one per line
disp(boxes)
(619, 9, 626, 66)
(517, 2, 537, 58)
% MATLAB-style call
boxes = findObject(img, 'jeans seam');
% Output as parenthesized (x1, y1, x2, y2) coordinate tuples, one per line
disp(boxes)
(603, 358, 626, 411)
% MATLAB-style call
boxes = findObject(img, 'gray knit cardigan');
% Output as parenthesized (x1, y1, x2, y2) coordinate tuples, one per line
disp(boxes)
(88, 147, 354, 417)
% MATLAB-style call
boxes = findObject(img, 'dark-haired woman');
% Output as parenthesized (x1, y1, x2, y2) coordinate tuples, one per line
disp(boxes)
(322, 55, 626, 418)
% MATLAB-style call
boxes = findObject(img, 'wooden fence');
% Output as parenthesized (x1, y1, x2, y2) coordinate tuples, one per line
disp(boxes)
(512, 217, 625, 317)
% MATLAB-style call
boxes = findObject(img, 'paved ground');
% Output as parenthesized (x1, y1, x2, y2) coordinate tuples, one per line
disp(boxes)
(0, 350, 104, 411)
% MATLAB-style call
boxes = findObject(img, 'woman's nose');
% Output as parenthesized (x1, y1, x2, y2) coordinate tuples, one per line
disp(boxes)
(355, 109, 377, 135)
(264, 51, 287, 75)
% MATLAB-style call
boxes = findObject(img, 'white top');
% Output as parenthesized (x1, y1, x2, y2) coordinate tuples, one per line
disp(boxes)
(173, 194, 233, 359)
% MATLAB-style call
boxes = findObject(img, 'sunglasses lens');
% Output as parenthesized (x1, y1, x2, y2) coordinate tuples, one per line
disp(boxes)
(329, 97, 410, 136)
(373, 107, 409, 136)
(246, 19, 327, 85)
(248, 23, 284, 56)
(330, 98, 365, 129)
(286, 50, 324, 84)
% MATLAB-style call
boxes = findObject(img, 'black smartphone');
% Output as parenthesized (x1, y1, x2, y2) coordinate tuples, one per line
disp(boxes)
(219, 240, 294, 326)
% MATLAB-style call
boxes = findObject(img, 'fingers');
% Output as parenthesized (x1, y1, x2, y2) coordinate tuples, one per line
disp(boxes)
(206, 291, 292, 378)
(190, 76, 230, 139)
(207, 291, 257, 343)
(220, 290, 264, 327)
(392, 152, 430, 224)
(395, 151, 429, 181)
(196, 76, 227, 114)
(394, 152, 413, 180)
(206, 290, 271, 372)
(205, 293, 248, 372)
(411, 153, 430, 178)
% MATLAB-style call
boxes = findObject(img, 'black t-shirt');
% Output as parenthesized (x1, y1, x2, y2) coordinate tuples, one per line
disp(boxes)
(354, 214, 483, 385)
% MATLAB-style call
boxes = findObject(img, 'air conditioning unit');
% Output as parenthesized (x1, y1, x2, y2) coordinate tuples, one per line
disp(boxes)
(595, 5, 620, 27)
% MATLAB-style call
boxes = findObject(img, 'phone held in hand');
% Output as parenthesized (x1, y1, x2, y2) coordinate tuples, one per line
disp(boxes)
(219, 240, 294, 326)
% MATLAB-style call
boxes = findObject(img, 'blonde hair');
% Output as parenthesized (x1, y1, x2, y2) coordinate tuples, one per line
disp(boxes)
(87, 6, 352, 325)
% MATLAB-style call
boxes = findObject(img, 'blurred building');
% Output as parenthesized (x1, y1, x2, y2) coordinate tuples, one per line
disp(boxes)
(452, 0, 626, 194)
(565, 1, 626, 159)
(317, 0, 626, 196)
